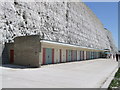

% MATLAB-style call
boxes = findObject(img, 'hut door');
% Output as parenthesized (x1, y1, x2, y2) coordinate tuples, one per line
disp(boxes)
(10, 50, 14, 63)
(46, 48, 52, 64)
(68, 50, 71, 61)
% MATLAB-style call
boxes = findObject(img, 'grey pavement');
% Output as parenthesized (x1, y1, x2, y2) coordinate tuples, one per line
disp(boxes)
(1, 59, 118, 88)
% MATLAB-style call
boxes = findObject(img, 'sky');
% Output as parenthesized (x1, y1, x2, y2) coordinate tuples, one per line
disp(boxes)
(84, 2, 118, 50)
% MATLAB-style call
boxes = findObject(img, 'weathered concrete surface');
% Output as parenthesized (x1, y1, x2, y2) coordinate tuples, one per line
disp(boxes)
(0, 43, 2, 65)
(6, 43, 14, 61)
(101, 68, 118, 88)
(1, 59, 118, 88)
(2, 43, 14, 64)
(14, 35, 41, 67)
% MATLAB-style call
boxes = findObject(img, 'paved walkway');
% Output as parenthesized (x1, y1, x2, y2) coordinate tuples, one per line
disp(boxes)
(1, 59, 118, 88)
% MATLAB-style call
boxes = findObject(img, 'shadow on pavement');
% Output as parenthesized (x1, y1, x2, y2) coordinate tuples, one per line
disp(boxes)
(2, 64, 37, 69)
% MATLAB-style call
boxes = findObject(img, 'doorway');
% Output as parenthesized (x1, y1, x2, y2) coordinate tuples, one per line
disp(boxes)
(10, 50, 14, 63)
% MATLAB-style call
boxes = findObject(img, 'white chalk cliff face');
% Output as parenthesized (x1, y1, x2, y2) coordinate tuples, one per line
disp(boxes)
(0, 1, 116, 51)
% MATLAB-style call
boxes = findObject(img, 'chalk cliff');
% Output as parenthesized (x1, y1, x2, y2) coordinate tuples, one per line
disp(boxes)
(0, 1, 116, 52)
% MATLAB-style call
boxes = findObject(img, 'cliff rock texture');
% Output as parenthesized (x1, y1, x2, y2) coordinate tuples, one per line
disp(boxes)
(0, 1, 116, 52)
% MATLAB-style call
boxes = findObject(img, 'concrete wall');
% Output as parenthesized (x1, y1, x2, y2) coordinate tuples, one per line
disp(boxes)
(2, 43, 14, 64)
(0, 43, 2, 65)
(6, 43, 14, 62)
(14, 35, 40, 67)
(0, 29, 2, 65)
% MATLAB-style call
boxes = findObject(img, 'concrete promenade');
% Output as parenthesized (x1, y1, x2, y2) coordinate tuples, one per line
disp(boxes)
(1, 59, 118, 88)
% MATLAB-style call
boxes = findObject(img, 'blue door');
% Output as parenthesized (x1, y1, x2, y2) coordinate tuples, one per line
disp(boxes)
(46, 48, 52, 64)
(68, 50, 71, 61)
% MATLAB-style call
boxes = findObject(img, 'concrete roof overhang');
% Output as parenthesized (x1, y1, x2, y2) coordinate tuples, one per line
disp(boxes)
(40, 39, 105, 52)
